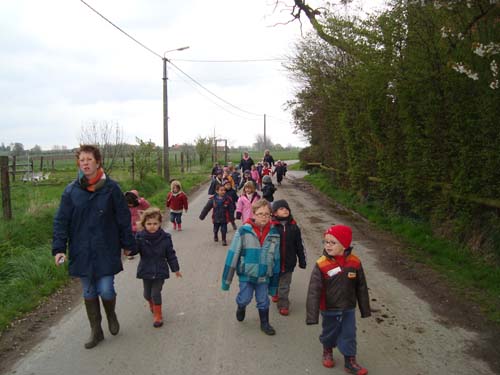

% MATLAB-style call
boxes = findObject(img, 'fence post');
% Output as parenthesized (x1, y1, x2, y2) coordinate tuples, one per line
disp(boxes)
(1, 156, 12, 220)
(181, 152, 185, 173)
(155, 152, 161, 176)
(40, 156, 44, 171)
(12, 155, 16, 182)
(131, 152, 135, 183)
(51, 158, 55, 171)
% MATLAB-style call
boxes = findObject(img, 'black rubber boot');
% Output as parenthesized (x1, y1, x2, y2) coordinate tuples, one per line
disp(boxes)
(222, 233, 227, 246)
(258, 309, 276, 335)
(102, 297, 120, 335)
(236, 305, 246, 322)
(84, 298, 104, 349)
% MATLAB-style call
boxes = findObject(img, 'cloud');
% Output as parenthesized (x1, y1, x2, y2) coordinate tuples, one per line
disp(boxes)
(0, 0, 310, 150)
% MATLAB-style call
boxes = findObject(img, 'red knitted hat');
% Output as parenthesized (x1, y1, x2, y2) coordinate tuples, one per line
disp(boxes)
(324, 224, 352, 249)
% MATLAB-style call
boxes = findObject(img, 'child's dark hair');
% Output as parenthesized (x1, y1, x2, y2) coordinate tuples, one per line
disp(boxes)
(125, 192, 139, 207)
(139, 207, 163, 229)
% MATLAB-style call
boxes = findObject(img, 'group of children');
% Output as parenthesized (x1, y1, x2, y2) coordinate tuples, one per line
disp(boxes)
(123, 165, 371, 375)
(200, 160, 284, 245)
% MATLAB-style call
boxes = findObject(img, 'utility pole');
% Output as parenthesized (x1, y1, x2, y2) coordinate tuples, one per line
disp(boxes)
(264, 114, 267, 150)
(162, 57, 169, 182)
(162, 46, 189, 182)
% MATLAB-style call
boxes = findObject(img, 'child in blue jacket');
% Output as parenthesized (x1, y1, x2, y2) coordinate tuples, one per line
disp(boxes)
(199, 184, 234, 246)
(221, 199, 281, 335)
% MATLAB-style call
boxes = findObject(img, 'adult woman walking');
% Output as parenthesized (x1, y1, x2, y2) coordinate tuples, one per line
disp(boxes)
(52, 145, 135, 349)
(263, 149, 275, 168)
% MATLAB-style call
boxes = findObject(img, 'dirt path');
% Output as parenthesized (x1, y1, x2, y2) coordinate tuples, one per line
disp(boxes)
(1, 170, 499, 375)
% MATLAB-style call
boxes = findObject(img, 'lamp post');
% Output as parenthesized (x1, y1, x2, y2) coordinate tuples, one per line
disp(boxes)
(163, 46, 189, 182)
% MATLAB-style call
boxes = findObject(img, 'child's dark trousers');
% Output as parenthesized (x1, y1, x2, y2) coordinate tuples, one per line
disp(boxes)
(319, 308, 357, 356)
(143, 279, 165, 305)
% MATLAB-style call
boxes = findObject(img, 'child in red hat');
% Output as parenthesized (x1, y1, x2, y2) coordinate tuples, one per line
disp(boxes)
(306, 224, 371, 375)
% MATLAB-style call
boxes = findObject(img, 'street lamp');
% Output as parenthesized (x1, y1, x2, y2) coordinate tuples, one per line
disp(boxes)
(163, 46, 190, 182)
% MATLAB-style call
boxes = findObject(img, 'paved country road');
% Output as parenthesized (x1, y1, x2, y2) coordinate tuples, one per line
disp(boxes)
(4, 170, 498, 375)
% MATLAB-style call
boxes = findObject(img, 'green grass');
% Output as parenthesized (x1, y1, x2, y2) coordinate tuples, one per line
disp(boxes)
(305, 170, 500, 323)
(0, 163, 212, 332)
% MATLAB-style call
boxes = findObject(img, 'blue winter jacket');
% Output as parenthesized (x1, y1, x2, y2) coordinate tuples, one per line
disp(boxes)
(52, 177, 135, 278)
(221, 222, 281, 295)
(129, 229, 180, 280)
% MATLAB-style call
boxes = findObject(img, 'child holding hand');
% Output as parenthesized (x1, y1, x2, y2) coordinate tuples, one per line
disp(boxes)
(125, 207, 182, 328)
(306, 224, 371, 374)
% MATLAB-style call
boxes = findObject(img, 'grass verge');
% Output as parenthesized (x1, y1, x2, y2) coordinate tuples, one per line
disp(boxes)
(305, 170, 500, 324)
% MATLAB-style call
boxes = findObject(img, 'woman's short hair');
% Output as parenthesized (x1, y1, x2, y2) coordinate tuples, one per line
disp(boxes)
(76, 145, 102, 163)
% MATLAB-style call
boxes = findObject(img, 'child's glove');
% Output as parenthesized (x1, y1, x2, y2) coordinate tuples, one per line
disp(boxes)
(236, 212, 242, 220)
(299, 261, 307, 269)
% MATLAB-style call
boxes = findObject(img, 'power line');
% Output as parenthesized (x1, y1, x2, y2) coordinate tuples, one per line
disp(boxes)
(79, 0, 265, 119)
(169, 69, 262, 121)
(79, 0, 162, 60)
(169, 61, 263, 117)
(173, 58, 286, 63)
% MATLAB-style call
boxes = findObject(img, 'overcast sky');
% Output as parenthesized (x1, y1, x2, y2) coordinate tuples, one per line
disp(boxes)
(1, 0, 384, 151)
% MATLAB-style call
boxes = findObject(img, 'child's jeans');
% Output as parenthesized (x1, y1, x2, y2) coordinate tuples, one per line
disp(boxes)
(277, 271, 293, 309)
(170, 212, 183, 224)
(236, 281, 270, 310)
(320, 309, 357, 356)
(80, 275, 116, 300)
(143, 279, 165, 305)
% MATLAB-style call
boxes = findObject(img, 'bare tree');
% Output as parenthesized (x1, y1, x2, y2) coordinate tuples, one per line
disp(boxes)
(79, 120, 125, 175)
(10, 142, 24, 156)
(253, 134, 274, 152)
(30, 145, 42, 154)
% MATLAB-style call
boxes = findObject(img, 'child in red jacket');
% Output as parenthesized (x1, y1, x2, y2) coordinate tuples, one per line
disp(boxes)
(306, 225, 371, 374)
(166, 180, 188, 231)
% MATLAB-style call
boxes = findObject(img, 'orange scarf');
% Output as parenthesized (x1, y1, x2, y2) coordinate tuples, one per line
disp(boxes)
(85, 167, 105, 192)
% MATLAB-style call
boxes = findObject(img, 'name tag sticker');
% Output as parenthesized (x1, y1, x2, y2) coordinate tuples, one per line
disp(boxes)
(327, 267, 342, 277)
(348, 272, 357, 279)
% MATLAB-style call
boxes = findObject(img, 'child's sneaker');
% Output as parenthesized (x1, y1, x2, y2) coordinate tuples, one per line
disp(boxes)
(172, 222, 177, 230)
(279, 308, 289, 316)
(344, 356, 367, 375)
(214, 235, 218, 242)
(271, 295, 279, 303)
(222, 239, 227, 246)
(322, 348, 335, 368)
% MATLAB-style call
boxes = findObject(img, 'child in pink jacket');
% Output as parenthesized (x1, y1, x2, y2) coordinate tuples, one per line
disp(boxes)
(250, 165, 261, 190)
(125, 190, 151, 259)
(236, 181, 260, 223)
